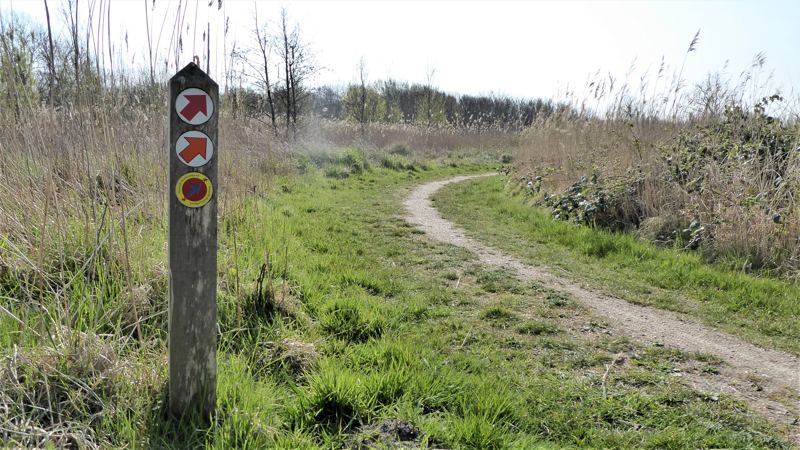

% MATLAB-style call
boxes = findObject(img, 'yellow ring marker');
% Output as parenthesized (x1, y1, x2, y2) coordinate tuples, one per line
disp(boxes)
(176, 172, 213, 208)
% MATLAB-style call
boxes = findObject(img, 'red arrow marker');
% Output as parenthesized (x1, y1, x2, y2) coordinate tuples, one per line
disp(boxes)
(180, 95, 207, 121)
(179, 136, 207, 163)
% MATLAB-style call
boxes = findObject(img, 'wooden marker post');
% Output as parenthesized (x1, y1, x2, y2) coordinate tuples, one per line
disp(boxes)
(168, 62, 218, 420)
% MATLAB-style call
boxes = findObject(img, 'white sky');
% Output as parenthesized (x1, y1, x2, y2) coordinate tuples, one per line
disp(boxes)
(2, 0, 799, 101)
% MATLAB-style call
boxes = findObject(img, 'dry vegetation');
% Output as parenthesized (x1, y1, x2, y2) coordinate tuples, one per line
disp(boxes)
(514, 50, 800, 277)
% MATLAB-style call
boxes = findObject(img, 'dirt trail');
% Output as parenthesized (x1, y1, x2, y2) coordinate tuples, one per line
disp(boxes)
(405, 174, 799, 441)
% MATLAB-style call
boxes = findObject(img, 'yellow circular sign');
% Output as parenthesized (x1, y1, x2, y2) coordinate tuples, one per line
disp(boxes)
(175, 172, 213, 208)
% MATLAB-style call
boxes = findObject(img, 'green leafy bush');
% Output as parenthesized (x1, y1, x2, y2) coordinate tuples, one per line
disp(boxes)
(664, 96, 795, 194)
(541, 173, 645, 231)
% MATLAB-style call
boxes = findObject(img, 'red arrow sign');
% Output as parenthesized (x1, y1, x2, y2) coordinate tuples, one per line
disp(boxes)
(179, 136, 207, 163)
(175, 130, 213, 167)
(180, 95, 207, 121)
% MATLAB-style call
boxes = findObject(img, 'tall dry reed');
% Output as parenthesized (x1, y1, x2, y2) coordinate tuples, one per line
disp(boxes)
(514, 55, 800, 276)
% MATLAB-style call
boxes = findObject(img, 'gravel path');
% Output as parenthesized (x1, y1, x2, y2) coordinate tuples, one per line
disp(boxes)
(405, 174, 799, 441)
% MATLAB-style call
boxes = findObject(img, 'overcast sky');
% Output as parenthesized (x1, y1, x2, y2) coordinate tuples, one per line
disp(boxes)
(2, 0, 799, 101)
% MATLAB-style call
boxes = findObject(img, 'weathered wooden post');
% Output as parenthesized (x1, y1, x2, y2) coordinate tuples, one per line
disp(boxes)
(168, 62, 218, 420)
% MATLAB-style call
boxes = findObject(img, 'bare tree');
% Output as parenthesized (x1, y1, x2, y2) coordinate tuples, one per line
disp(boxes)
(277, 8, 315, 140)
(253, 7, 277, 136)
(279, 8, 292, 138)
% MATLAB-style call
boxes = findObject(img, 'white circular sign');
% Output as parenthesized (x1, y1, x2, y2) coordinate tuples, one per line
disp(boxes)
(175, 87, 214, 125)
(175, 130, 214, 167)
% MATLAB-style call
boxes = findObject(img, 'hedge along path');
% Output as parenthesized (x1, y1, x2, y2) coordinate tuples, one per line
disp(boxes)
(405, 174, 800, 442)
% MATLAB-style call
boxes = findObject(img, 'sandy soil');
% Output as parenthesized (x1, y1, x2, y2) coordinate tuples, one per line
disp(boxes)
(405, 174, 799, 443)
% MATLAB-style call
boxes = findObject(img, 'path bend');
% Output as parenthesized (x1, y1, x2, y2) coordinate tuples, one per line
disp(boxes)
(405, 174, 799, 440)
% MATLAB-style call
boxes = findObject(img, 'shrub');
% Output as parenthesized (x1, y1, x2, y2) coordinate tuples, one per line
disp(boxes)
(541, 173, 645, 231)
(663, 96, 795, 191)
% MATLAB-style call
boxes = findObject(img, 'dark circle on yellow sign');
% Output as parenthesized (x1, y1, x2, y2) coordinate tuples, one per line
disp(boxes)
(176, 172, 213, 208)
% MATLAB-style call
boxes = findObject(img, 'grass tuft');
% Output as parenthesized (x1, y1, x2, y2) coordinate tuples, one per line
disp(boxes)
(320, 297, 385, 343)
(479, 305, 517, 321)
(516, 320, 561, 335)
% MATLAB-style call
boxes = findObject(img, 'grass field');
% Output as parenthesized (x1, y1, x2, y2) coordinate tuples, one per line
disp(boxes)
(433, 175, 800, 356)
(1, 159, 791, 448)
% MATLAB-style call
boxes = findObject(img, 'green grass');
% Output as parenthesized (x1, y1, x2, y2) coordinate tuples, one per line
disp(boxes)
(516, 320, 561, 336)
(433, 175, 800, 355)
(0, 161, 791, 448)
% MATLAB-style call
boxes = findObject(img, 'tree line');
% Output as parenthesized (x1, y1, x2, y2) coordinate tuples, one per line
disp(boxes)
(231, 75, 559, 131)
(1, 4, 558, 133)
(223, 8, 561, 132)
